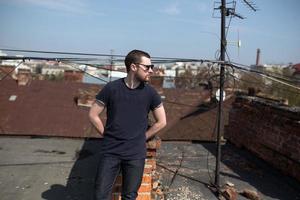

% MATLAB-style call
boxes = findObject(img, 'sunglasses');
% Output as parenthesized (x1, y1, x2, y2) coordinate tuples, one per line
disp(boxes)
(135, 63, 154, 71)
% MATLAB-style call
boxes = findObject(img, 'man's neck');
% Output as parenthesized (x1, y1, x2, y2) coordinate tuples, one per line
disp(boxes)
(124, 73, 141, 89)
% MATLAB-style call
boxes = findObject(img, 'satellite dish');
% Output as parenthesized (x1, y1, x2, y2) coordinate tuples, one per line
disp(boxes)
(216, 89, 226, 101)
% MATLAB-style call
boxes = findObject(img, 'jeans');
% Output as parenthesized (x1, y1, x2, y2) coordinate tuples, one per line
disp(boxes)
(94, 154, 145, 200)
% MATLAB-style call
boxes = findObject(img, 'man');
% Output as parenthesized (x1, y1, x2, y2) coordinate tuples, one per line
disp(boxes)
(89, 49, 167, 200)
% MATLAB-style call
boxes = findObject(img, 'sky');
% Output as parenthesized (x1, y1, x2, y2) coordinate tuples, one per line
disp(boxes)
(0, 0, 299, 65)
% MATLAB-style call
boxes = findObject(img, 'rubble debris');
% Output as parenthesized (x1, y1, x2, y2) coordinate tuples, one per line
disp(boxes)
(240, 189, 261, 200)
(221, 185, 238, 200)
(225, 181, 235, 187)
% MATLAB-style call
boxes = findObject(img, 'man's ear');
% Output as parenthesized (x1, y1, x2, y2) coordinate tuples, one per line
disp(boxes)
(130, 63, 137, 72)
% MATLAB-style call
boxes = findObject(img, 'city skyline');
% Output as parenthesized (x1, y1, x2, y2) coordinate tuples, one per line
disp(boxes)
(0, 0, 299, 65)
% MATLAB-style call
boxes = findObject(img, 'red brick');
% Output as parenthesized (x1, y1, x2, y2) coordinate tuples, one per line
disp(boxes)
(146, 149, 156, 158)
(138, 184, 152, 193)
(225, 96, 300, 182)
(145, 159, 156, 170)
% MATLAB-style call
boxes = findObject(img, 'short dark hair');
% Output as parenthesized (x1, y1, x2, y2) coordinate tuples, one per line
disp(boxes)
(124, 50, 151, 72)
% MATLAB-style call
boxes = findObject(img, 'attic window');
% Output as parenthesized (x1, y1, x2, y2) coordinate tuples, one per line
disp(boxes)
(9, 95, 17, 101)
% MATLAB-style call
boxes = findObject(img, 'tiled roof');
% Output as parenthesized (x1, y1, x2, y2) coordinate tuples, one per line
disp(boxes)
(0, 79, 101, 138)
(0, 79, 232, 141)
(159, 96, 234, 141)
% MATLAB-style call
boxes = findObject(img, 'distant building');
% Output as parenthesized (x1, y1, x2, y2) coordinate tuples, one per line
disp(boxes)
(41, 66, 65, 75)
(292, 63, 300, 79)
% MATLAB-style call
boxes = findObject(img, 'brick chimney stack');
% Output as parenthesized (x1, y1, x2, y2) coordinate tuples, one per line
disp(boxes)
(256, 48, 261, 66)
(64, 70, 84, 82)
(17, 69, 31, 86)
(76, 88, 98, 107)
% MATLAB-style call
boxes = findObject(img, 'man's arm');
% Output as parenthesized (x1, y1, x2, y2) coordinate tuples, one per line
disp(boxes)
(89, 101, 106, 137)
(146, 104, 167, 140)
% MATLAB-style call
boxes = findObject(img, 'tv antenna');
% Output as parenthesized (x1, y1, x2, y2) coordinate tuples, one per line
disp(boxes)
(212, 0, 258, 195)
(227, 29, 242, 58)
(242, 0, 258, 12)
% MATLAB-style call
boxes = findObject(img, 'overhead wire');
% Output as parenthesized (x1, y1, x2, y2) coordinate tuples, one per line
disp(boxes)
(0, 48, 222, 64)
(60, 61, 109, 83)
(0, 60, 24, 81)
(229, 62, 300, 91)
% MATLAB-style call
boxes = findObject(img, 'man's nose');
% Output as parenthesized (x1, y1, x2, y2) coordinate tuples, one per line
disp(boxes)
(148, 67, 153, 73)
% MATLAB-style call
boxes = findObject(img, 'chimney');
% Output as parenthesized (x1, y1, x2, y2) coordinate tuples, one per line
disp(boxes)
(149, 76, 164, 89)
(256, 48, 261, 66)
(17, 69, 31, 86)
(64, 70, 84, 82)
(76, 88, 98, 107)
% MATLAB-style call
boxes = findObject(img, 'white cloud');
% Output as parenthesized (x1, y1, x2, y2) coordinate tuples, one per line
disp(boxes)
(161, 2, 180, 15)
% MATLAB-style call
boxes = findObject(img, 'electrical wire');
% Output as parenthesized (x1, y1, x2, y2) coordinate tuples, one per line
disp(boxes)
(230, 61, 300, 82)
(0, 48, 222, 63)
(231, 73, 298, 95)
(60, 61, 109, 83)
(229, 63, 300, 91)
(1, 53, 298, 97)
(0, 60, 23, 81)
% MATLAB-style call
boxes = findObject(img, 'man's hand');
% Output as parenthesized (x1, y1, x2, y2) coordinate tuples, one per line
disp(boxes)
(146, 104, 167, 140)
(89, 101, 105, 137)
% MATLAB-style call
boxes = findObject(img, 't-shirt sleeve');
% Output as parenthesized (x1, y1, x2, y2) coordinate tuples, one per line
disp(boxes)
(150, 88, 162, 111)
(95, 84, 110, 106)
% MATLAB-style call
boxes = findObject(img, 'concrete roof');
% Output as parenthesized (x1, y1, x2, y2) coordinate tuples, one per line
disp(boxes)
(0, 137, 299, 200)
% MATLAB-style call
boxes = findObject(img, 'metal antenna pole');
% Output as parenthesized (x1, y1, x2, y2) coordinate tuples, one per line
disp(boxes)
(214, 0, 226, 189)
(110, 49, 114, 82)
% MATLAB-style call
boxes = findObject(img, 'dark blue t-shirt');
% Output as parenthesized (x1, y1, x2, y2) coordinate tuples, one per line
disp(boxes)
(95, 78, 162, 159)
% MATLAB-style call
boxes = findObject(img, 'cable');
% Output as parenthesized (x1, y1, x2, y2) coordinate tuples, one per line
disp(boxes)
(0, 48, 222, 63)
(0, 48, 125, 58)
(156, 162, 209, 186)
(2, 54, 298, 95)
(60, 61, 109, 83)
(168, 150, 185, 188)
(229, 63, 300, 91)
(230, 61, 300, 82)
(225, 14, 233, 37)
(0, 60, 23, 81)
(231, 73, 298, 95)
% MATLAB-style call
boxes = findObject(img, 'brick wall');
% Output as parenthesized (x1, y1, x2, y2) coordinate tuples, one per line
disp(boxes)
(112, 137, 161, 200)
(225, 95, 300, 181)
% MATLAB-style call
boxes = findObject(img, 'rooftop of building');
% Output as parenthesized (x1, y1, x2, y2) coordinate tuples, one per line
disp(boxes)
(0, 69, 299, 200)
(0, 137, 299, 200)
(0, 78, 235, 141)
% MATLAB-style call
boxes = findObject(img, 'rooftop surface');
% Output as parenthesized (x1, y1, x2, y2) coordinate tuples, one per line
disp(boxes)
(0, 78, 234, 141)
(0, 137, 299, 200)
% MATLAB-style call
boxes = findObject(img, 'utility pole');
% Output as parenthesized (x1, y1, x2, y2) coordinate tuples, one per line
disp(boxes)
(110, 49, 114, 82)
(213, 0, 257, 191)
(214, 0, 226, 189)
